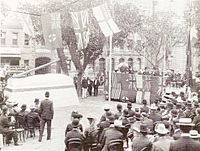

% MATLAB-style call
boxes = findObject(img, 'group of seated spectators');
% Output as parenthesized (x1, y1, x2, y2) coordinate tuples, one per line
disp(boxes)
(64, 91, 200, 151)
(0, 98, 41, 145)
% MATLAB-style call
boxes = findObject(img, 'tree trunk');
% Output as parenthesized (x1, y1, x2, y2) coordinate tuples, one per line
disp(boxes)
(77, 72, 83, 97)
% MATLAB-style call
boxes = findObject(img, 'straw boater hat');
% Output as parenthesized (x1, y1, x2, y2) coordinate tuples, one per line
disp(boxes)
(104, 104, 110, 111)
(155, 123, 169, 135)
(189, 130, 200, 139)
(176, 118, 195, 126)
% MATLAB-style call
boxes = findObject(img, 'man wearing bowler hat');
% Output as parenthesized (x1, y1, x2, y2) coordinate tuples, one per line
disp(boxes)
(38, 91, 54, 142)
(169, 118, 200, 151)
(65, 119, 85, 151)
(131, 124, 152, 151)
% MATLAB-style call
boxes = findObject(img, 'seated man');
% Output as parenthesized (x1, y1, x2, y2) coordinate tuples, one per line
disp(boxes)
(65, 112, 83, 136)
(25, 105, 41, 137)
(65, 119, 85, 151)
(100, 120, 124, 151)
(0, 106, 19, 145)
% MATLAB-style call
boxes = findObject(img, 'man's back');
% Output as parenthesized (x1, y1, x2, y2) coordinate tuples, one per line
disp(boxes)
(132, 135, 151, 151)
(40, 99, 54, 120)
(169, 136, 200, 151)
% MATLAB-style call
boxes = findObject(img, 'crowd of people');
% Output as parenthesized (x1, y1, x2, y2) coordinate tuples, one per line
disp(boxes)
(64, 91, 200, 151)
(0, 91, 54, 146)
(74, 75, 103, 99)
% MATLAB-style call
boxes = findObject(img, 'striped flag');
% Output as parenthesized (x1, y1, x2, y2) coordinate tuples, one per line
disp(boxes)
(41, 12, 62, 49)
(92, 3, 120, 37)
(17, 14, 34, 36)
(70, 9, 89, 50)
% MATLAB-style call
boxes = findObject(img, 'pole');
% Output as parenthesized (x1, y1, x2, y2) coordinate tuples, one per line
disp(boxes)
(108, 35, 113, 102)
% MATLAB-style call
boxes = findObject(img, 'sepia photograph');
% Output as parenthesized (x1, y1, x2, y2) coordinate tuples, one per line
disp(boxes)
(0, 0, 200, 150)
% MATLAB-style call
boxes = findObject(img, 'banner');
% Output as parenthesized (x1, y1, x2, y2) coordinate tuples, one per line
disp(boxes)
(17, 14, 34, 36)
(70, 9, 89, 50)
(41, 12, 62, 49)
(92, 3, 120, 37)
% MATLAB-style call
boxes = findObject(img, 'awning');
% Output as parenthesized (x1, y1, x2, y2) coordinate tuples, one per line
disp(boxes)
(0, 48, 21, 58)
(0, 54, 21, 58)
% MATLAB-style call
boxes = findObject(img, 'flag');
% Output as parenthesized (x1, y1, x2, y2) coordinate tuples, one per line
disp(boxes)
(41, 12, 62, 49)
(92, 3, 120, 37)
(17, 14, 34, 36)
(70, 9, 89, 50)
(186, 30, 193, 87)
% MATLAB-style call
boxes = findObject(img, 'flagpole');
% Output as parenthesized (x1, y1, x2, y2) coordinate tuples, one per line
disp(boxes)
(108, 35, 113, 102)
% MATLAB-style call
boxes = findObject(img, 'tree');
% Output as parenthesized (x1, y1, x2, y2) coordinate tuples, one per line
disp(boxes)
(17, 0, 106, 96)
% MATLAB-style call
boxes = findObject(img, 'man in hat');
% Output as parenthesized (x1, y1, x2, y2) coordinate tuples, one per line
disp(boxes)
(65, 119, 85, 151)
(183, 103, 192, 118)
(34, 98, 40, 113)
(140, 99, 149, 114)
(84, 115, 99, 151)
(93, 77, 100, 96)
(16, 104, 29, 128)
(152, 123, 173, 151)
(100, 120, 124, 151)
(0, 106, 19, 145)
(149, 104, 162, 123)
(115, 104, 123, 119)
(99, 104, 111, 123)
(65, 112, 83, 136)
(191, 101, 199, 119)
(176, 103, 185, 118)
(131, 124, 152, 151)
(38, 91, 54, 142)
(127, 102, 135, 117)
(25, 105, 41, 137)
(193, 108, 200, 133)
(169, 118, 200, 151)
(81, 76, 88, 99)
(141, 112, 154, 132)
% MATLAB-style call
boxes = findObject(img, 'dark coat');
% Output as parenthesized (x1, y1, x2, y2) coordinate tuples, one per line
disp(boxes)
(65, 123, 83, 136)
(64, 129, 85, 149)
(131, 135, 152, 151)
(100, 127, 124, 151)
(25, 111, 40, 128)
(169, 136, 200, 151)
(149, 112, 162, 123)
(0, 115, 12, 134)
(93, 79, 100, 88)
(82, 79, 88, 88)
(39, 99, 54, 120)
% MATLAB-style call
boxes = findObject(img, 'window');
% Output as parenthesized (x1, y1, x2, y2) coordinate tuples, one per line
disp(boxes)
(24, 34, 29, 45)
(24, 60, 29, 66)
(12, 32, 18, 45)
(0, 32, 6, 45)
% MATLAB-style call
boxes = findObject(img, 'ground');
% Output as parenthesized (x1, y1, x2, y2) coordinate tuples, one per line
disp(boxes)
(2, 95, 140, 151)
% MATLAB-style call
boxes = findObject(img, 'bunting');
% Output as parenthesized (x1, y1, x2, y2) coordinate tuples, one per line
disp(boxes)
(41, 12, 62, 49)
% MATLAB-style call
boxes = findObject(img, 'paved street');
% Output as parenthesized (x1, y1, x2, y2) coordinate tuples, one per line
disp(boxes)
(3, 95, 140, 151)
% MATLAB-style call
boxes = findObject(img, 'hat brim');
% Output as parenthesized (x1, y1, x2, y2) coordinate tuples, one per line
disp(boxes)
(190, 134, 200, 138)
(155, 129, 169, 135)
(176, 123, 195, 126)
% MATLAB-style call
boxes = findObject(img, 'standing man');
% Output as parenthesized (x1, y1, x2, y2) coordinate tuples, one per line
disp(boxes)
(39, 91, 54, 142)
(87, 78, 93, 96)
(93, 77, 100, 96)
(81, 76, 88, 99)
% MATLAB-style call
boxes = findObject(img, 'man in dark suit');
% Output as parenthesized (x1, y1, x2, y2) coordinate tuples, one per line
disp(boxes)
(131, 124, 152, 151)
(87, 78, 93, 96)
(0, 106, 19, 145)
(38, 91, 54, 142)
(65, 119, 85, 151)
(169, 118, 200, 151)
(93, 77, 100, 96)
(100, 120, 124, 151)
(149, 104, 162, 123)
